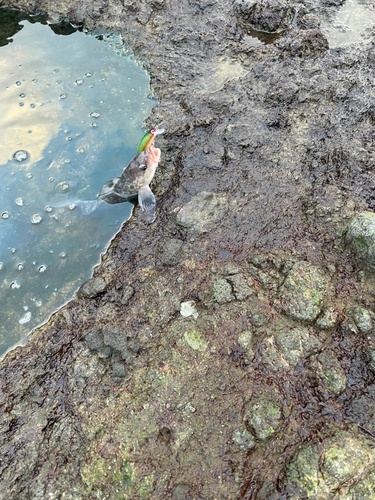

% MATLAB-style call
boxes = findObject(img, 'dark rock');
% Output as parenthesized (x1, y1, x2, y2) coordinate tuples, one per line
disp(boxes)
(77, 276, 107, 299)
(235, 0, 295, 33)
(156, 238, 184, 267)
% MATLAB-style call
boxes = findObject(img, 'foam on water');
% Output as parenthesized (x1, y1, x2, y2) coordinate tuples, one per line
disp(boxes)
(0, 9, 156, 357)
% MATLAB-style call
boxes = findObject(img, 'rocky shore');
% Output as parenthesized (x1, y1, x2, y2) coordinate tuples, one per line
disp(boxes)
(2, 0, 375, 498)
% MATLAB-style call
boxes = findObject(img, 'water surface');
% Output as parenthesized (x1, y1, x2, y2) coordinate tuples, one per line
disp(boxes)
(0, 10, 155, 357)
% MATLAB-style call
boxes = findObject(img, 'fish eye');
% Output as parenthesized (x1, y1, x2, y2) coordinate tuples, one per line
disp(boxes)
(150, 128, 156, 134)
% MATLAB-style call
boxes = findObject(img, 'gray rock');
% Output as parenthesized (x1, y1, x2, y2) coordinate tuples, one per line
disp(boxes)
(156, 238, 184, 267)
(322, 434, 369, 488)
(346, 212, 375, 271)
(235, 0, 295, 33)
(349, 468, 375, 498)
(274, 327, 321, 366)
(76, 276, 107, 299)
(316, 307, 338, 330)
(212, 278, 234, 304)
(112, 362, 126, 378)
(259, 337, 289, 372)
(102, 326, 128, 359)
(315, 350, 347, 395)
(121, 285, 134, 305)
(232, 428, 255, 451)
(226, 273, 253, 301)
(280, 262, 328, 322)
(353, 307, 373, 333)
(176, 191, 225, 234)
(286, 443, 322, 498)
(245, 396, 282, 440)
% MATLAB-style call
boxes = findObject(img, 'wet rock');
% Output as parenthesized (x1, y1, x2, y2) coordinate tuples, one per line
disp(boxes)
(172, 484, 191, 500)
(353, 307, 373, 333)
(231, 427, 255, 451)
(259, 337, 289, 372)
(176, 192, 225, 234)
(298, 13, 320, 30)
(102, 326, 128, 359)
(121, 285, 134, 305)
(112, 362, 126, 378)
(245, 396, 282, 440)
(250, 313, 268, 328)
(322, 434, 369, 488)
(280, 262, 328, 322)
(156, 238, 184, 267)
(76, 276, 107, 299)
(238, 330, 254, 361)
(183, 330, 208, 352)
(274, 327, 321, 366)
(235, 0, 295, 33)
(313, 350, 347, 395)
(346, 212, 375, 271)
(349, 468, 375, 498)
(316, 307, 339, 330)
(212, 278, 235, 304)
(286, 443, 322, 498)
(226, 273, 253, 301)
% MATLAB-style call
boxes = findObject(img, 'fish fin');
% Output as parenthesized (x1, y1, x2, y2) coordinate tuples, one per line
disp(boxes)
(138, 185, 156, 223)
(79, 200, 103, 215)
(98, 178, 119, 199)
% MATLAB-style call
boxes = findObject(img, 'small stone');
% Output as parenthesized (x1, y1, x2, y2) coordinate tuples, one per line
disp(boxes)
(280, 262, 328, 322)
(176, 191, 225, 234)
(286, 443, 322, 498)
(112, 362, 126, 378)
(346, 212, 375, 271)
(77, 276, 107, 298)
(226, 273, 253, 301)
(184, 330, 208, 352)
(156, 238, 183, 266)
(212, 278, 234, 304)
(315, 350, 347, 395)
(316, 307, 338, 330)
(121, 285, 134, 305)
(353, 307, 373, 333)
(232, 428, 255, 451)
(259, 337, 289, 372)
(238, 330, 252, 350)
(274, 327, 321, 366)
(245, 396, 282, 440)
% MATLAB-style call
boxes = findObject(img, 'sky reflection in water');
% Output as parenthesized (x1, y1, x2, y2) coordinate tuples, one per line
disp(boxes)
(0, 13, 156, 356)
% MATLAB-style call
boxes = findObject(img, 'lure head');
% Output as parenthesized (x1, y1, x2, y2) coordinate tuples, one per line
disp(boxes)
(137, 127, 164, 153)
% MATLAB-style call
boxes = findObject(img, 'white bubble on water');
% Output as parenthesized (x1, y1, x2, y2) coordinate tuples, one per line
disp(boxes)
(60, 252, 66, 258)
(10, 280, 21, 289)
(38, 265, 46, 273)
(45, 205, 52, 213)
(26, 173, 33, 179)
(77, 148, 85, 154)
(19, 311, 31, 324)
(13, 150, 29, 162)
(0, 263, 3, 270)
(61, 182, 69, 191)
(17, 264, 23, 271)
(85, 72, 92, 77)
(1, 212, 9, 219)
(16, 81, 22, 86)
(90, 122, 99, 127)
(15, 198, 24, 206)
(68, 203, 76, 210)
(66, 136, 72, 141)
(89, 111, 100, 118)
(75, 79, 84, 85)
(32, 79, 37, 83)
(19, 102, 24, 107)
(100, 77, 106, 81)
(49, 177, 55, 182)
(59, 94, 67, 99)
(10, 248, 16, 254)
(31, 214, 42, 224)
(19, 93, 26, 98)
(30, 104, 35, 109)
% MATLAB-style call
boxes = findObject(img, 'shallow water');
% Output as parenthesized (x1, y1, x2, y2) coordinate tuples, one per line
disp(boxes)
(0, 9, 156, 357)
(322, 0, 375, 48)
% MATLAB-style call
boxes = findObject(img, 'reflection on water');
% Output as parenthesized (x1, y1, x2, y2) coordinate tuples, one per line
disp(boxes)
(322, 0, 375, 48)
(0, 9, 156, 357)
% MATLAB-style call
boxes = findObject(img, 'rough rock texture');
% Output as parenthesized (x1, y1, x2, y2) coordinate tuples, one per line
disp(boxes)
(2, 0, 375, 498)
